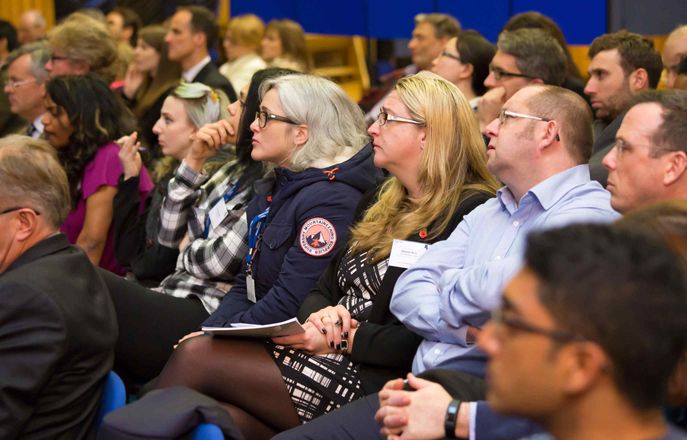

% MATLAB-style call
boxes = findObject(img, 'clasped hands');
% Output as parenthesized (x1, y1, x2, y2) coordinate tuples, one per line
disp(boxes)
(271, 305, 358, 356)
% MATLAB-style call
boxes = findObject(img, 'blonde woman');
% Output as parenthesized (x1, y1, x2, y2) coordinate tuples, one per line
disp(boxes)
(155, 71, 499, 439)
(219, 14, 267, 93)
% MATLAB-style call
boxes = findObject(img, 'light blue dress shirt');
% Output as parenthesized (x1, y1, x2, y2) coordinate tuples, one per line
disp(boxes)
(390, 165, 620, 374)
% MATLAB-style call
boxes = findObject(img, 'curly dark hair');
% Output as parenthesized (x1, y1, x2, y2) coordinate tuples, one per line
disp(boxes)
(45, 74, 136, 207)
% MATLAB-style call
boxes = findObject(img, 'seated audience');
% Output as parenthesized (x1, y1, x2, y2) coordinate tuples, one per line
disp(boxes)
(478, 28, 567, 131)
(0, 135, 117, 439)
(273, 84, 619, 440)
(43, 74, 154, 274)
(46, 12, 120, 84)
(101, 68, 290, 385)
(154, 71, 499, 439)
(106, 6, 141, 48)
(122, 25, 181, 154)
(164, 6, 236, 102)
(431, 29, 495, 110)
(112, 82, 230, 284)
(219, 14, 267, 93)
(261, 19, 312, 72)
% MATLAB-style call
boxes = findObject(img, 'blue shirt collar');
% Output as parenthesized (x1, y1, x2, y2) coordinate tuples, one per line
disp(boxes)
(497, 165, 591, 213)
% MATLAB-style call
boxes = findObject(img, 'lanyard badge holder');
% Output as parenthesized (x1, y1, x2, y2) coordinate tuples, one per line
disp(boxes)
(203, 182, 241, 239)
(245, 206, 270, 303)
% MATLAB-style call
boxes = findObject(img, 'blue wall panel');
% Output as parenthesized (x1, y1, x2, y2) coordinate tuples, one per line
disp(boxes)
(512, 0, 606, 44)
(230, 0, 606, 43)
(366, 0, 435, 39)
(298, 0, 366, 35)
(437, 0, 510, 42)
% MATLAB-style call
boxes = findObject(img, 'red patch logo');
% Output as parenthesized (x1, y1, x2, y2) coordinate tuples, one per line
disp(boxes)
(299, 217, 336, 256)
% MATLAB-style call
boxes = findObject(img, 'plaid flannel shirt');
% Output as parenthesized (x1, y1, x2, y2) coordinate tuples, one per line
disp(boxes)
(156, 160, 250, 313)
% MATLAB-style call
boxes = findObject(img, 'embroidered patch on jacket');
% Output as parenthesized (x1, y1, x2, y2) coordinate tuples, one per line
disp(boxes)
(299, 217, 336, 256)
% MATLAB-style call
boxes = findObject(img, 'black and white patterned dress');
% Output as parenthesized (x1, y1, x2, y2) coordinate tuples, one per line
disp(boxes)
(269, 249, 388, 423)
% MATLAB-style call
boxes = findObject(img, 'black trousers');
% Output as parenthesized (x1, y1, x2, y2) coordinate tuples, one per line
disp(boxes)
(273, 369, 485, 440)
(99, 269, 209, 387)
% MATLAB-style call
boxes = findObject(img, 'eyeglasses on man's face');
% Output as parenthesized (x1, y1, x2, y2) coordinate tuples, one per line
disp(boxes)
(489, 64, 537, 81)
(255, 110, 297, 129)
(0, 207, 41, 216)
(5, 78, 37, 90)
(49, 54, 71, 63)
(376, 111, 424, 127)
(497, 109, 553, 126)
(490, 307, 580, 343)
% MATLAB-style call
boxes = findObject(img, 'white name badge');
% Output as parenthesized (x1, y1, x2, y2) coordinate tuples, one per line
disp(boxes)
(246, 274, 257, 303)
(208, 200, 229, 232)
(389, 239, 430, 269)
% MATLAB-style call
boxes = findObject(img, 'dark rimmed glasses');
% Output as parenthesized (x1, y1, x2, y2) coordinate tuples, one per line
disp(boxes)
(0, 207, 41, 216)
(255, 110, 297, 128)
(490, 307, 580, 343)
(489, 64, 537, 81)
(440, 51, 462, 63)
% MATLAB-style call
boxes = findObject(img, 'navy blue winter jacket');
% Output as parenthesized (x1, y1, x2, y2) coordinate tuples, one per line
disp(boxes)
(202, 144, 380, 326)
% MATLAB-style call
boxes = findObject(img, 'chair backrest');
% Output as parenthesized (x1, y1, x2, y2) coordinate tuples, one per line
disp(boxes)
(96, 370, 126, 428)
(192, 423, 225, 440)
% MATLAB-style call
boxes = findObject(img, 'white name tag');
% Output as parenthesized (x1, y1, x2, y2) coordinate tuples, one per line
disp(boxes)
(208, 200, 228, 232)
(246, 274, 257, 303)
(389, 239, 430, 269)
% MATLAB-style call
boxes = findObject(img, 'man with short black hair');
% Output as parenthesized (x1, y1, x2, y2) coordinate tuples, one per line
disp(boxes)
(584, 31, 662, 186)
(106, 6, 142, 48)
(478, 223, 687, 440)
(165, 6, 236, 101)
(478, 28, 567, 130)
(0, 135, 117, 438)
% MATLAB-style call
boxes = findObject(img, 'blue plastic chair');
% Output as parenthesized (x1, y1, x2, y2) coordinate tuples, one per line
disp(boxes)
(96, 370, 126, 428)
(192, 423, 224, 440)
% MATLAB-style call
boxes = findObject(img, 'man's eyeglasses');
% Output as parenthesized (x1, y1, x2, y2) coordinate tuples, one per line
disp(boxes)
(255, 110, 297, 129)
(489, 64, 537, 81)
(376, 111, 424, 127)
(5, 78, 37, 89)
(0, 207, 41, 216)
(440, 51, 462, 63)
(490, 308, 580, 343)
(497, 109, 553, 126)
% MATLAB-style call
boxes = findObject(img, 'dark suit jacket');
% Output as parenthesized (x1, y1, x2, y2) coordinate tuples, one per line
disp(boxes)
(0, 234, 118, 439)
(192, 62, 237, 102)
(589, 112, 626, 187)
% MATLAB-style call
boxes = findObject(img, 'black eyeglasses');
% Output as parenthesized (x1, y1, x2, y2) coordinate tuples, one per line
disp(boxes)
(489, 64, 537, 81)
(0, 207, 41, 216)
(255, 110, 297, 128)
(440, 51, 462, 63)
(490, 308, 580, 342)
(376, 111, 424, 127)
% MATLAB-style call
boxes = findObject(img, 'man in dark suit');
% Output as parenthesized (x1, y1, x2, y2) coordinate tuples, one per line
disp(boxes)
(165, 5, 236, 101)
(0, 135, 117, 439)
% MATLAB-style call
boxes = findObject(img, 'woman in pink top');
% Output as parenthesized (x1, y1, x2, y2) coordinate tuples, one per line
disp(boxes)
(43, 73, 153, 274)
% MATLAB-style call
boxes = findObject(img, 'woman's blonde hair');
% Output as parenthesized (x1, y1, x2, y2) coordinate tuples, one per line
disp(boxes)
(226, 14, 265, 50)
(350, 71, 499, 261)
(259, 73, 367, 172)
